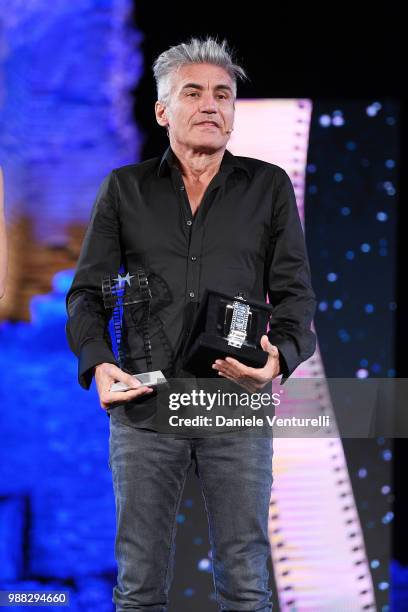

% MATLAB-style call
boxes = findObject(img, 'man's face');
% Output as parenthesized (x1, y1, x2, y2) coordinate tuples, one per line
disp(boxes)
(156, 63, 235, 153)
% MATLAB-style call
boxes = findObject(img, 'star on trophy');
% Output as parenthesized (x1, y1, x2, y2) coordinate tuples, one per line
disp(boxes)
(102, 266, 168, 391)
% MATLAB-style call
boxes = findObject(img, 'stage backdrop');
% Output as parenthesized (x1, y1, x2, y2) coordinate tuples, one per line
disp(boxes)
(0, 2, 399, 610)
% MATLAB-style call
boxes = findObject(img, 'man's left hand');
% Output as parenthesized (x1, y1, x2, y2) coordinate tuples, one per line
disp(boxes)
(212, 334, 281, 393)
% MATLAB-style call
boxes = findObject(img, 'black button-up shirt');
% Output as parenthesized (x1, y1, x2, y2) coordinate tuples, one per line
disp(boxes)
(66, 146, 316, 429)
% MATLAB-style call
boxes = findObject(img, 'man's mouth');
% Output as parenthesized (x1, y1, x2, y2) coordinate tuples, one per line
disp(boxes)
(196, 121, 219, 127)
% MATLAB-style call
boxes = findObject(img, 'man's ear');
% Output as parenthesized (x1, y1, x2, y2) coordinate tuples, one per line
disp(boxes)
(155, 101, 169, 128)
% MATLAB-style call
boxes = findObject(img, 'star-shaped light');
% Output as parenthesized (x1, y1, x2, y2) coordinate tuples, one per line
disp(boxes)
(113, 272, 134, 287)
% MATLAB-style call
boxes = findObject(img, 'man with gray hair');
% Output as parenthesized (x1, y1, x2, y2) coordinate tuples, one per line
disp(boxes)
(66, 36, 316, 611)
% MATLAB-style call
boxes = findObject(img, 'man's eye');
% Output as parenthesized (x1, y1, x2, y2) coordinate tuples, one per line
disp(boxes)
(187, 92, 199, 97)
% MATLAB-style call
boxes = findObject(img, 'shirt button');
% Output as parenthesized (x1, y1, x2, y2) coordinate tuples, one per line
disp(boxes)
(189, 291, 195, 298)
(180, 185, 185, 191)
(186, 220, 192, 226)
(190, 255, 197, 261)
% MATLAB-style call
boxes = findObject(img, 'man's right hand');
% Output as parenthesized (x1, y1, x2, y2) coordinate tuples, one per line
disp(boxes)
(95, 363, 154, 411)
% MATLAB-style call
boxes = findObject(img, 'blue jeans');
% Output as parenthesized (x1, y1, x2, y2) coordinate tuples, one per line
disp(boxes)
(109, 417, 274, 611)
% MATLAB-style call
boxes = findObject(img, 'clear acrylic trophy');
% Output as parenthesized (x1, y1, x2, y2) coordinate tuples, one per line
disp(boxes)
(102, 267, 167, 391)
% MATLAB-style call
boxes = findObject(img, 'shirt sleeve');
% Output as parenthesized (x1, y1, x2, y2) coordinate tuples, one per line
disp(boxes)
(266, 168, 317, 383)
(65, 170, 121, 389)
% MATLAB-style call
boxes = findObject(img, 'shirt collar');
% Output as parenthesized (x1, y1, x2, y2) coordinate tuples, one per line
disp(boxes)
(157, 145, 250, 178)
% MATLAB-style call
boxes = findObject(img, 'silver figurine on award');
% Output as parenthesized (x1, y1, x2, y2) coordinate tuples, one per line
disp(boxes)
(224, 293, 254, 348)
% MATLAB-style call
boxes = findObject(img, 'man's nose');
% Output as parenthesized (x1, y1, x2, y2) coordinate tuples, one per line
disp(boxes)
(199, 93, 218, 112)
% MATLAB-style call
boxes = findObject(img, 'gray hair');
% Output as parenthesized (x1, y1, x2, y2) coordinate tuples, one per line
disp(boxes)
(153, 37, 247, 105)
